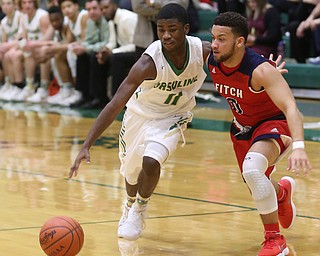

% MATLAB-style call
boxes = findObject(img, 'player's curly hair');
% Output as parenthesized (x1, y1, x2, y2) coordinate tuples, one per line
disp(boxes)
(214, 12, 249, 41)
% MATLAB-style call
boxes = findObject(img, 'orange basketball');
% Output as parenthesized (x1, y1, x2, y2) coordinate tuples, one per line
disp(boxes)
(39, 216, 84, 256)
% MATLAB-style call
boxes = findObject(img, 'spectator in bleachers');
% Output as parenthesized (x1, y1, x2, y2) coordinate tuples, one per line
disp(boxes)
(296, 1, 320, 64)
(70, 0, 116, 109)
(198, 0, 217, 10)
(187, 0, 200, 34)
(1, 0, 53, 102)
(308, 27, 320, 63)
(245, 0, 282, 58)
(267, 0, 294, 13)
(0, 0, 22, 97)
(217, 0, 245, 15)
(23, 6, 75, 103)
(131, 0, 189, 60)
(47, 0, 88, 106)
(97, 0, 137, 99)
(286, 0, 319, 63)
(118, 0, 132, 10)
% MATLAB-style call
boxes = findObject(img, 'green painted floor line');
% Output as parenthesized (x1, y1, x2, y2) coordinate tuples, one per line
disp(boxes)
(0, 210, 254, 232)
(1, 168, 319, 225)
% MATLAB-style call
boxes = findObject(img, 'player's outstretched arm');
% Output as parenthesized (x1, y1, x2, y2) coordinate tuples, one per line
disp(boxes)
(68, 54, 157, 178)
(253, 63, 312, 176)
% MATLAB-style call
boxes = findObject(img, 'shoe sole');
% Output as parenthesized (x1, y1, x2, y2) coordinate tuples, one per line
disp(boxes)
(118, 226, 141, 241)
(280, 176, 296, 229)
(257, 246, 289, 256)
(283, 247, 289, 255)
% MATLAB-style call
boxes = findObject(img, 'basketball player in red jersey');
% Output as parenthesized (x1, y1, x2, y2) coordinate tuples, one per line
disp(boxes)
(207, 12, 312, 256)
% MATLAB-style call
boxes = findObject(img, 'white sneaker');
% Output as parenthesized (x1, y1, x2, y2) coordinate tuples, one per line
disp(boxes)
(308, 56, 320, 65)
(119, 204, 131, 228)
(118, 202, 147, 240)
(47, 87, 72, 105)
(58, 90, 82, 106)
(15, 86, 35, 101)
(0, 83, 13, 98)
(2, 86, 22, 101)
(27, 88, 48, 103)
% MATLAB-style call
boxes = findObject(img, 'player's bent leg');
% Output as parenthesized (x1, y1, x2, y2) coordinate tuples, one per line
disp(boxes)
(118, 156, 160, 240)
(242, 152, 277, 214)
(118, 142, 168, 240)
(242, 152, 289, 256)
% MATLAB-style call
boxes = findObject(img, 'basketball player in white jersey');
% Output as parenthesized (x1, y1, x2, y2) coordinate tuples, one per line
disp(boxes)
(0, 0, 22, 98)
(69, 3, 212, 240)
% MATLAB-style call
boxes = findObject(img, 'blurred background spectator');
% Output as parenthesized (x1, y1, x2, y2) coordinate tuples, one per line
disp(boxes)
(131, 0, 189, 60)
(296, 1, 320, 64)
(217, 0, 245, 14)
(71, 0, 115, 109)
(286, 0, 320, 63)
(245, 0, 282, 58)
(97, 0, 137, 99)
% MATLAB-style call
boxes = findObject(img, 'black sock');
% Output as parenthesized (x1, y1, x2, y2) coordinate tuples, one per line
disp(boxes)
(13, 82, 25, 89)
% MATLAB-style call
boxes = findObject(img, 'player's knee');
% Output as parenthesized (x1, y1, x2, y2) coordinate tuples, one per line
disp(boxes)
(242, 152, 270, 201)
(144, 141, 169, 165)
(242, 152, 277, 214)
(142, 156, 160, 177)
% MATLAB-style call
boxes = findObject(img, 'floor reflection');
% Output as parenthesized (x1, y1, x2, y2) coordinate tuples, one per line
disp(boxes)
(118, 239, 140, 256)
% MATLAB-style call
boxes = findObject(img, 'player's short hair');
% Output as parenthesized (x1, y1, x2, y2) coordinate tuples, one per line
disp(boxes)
(214, 12, 248, 40)
(156, 3, 188, 25)
(18, 0, 39, 9)
(48, 5, 62, 15)
(58, 0, 78, 6)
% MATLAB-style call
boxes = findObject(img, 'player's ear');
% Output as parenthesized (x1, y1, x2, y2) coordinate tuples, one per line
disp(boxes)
(236, 36, 245, 48)
(184, 23, 190, 35)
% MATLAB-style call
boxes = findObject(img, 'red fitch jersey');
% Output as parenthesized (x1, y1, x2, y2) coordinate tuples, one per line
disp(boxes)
(207, 47, 284, 127)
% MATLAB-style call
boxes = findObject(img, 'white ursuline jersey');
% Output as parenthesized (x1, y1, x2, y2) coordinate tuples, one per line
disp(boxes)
(126, 36, 207, 119)
(1, 10, 22, 42)
(68, 9, 87, 42)
(20, 8, 48, 40)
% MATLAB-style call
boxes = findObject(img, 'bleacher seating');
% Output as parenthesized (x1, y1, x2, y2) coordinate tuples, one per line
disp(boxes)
(283, 63, 320, 90)
(191, 10, 218, 42)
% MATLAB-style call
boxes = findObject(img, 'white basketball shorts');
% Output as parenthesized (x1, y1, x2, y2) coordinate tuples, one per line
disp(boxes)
(119, 109, 193, 184)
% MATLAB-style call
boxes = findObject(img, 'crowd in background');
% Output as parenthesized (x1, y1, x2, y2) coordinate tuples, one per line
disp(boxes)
(0, 0, 319, 110)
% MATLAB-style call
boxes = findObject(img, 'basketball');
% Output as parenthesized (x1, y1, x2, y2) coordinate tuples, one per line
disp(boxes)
(39, 216, 84, 256)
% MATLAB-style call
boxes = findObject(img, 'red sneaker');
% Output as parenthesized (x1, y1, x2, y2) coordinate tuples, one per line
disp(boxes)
(278, 176, 296, 229)
(258, 233, 289, 256)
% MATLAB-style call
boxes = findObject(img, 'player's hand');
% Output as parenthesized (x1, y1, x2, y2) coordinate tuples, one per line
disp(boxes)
(69, 148, 91, 178)
(287, 149, 312, 176)
(269, 53, 288, 74)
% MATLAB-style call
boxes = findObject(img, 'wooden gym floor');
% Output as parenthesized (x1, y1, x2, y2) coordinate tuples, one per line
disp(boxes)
(0, 96, 319, 255)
